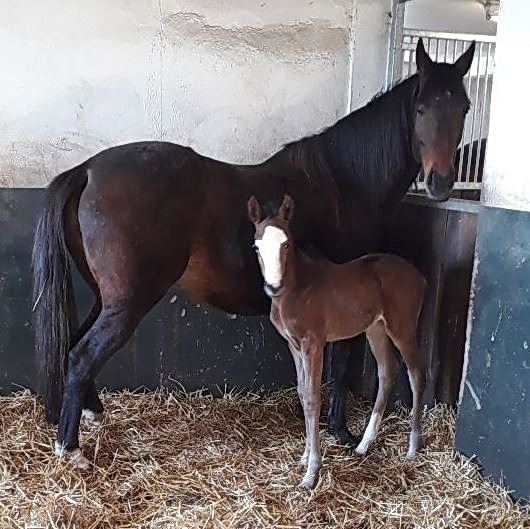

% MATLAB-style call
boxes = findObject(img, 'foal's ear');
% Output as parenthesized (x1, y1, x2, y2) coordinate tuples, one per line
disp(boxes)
(278, 194, 294, 222)
(453, 41, 476, 77)
(247, 195, 262, 224)
(416, 38, 433, 76)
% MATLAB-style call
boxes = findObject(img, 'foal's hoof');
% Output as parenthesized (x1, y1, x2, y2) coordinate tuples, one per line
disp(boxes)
(299, 453, 309, 467)
(82, 409, 104, 427)
(54, 442, 91, 470)
(354, 441, 370, 457)
(299, 472, 318, 489)
(407, 434, 424, 459)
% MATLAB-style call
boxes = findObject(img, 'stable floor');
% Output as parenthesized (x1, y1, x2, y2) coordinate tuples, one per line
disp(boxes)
(1, 389, 528, 529)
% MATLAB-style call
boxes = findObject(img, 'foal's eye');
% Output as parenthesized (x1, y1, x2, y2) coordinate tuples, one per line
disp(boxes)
(283, 242, 289, 249)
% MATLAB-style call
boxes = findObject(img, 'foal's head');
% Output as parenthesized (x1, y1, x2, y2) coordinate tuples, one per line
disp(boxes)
(248, 195, 295, 297)
(413, 38, 475, 201)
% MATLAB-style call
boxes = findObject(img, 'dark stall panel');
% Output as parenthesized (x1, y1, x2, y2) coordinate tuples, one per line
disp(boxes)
(0, 189, 295, 397)
(455, 205, 530, 502)
(349, 196, 479, 407)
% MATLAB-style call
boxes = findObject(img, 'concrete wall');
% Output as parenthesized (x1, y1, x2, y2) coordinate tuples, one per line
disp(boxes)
(405, 0, 497, 36)
(481, 0, 530, 212)
(0, 0, 396, 188)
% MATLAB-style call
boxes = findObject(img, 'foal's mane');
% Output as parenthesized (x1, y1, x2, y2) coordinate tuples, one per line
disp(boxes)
(278, 75, 419, 208)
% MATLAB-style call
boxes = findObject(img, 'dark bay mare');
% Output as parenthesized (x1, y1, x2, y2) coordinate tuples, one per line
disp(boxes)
(32, 39, 475, 466)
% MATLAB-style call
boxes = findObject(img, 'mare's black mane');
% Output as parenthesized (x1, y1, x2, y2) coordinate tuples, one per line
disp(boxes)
(278, 75, 420, 208)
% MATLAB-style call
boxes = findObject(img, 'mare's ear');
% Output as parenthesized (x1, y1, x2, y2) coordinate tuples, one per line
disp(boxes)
(454, 41, 475, 76)
(278, 194, 294, 222)
(416, 38, 433, 76)
(247, 195, 262, 224)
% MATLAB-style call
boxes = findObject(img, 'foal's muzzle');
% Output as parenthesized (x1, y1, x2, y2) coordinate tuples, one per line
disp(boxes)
(264, 282, 282, 297)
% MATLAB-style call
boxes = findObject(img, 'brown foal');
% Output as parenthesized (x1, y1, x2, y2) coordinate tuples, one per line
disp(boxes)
(248, 194, 427, 488)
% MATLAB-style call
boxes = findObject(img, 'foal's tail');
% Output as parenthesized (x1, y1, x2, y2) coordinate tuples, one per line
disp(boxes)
(32, 165, 88, 424)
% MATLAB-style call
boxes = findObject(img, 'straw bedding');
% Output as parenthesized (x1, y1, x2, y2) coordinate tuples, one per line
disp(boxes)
(1, 388, 528, 529)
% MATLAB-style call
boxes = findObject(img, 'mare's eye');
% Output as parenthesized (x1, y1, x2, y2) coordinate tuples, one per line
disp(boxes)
(417, 106, 426, 116)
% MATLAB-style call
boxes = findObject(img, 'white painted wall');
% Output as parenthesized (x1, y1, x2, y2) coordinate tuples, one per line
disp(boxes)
(405, 0, 497, 36)
(482, 0, 530, 212)
(0, 0, 394, 188)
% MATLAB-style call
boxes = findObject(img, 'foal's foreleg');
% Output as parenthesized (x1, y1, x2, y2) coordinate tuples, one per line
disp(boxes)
(356, 322, 399, 456)
(288, 344, 310, 466)
(300, 342, 324, 489)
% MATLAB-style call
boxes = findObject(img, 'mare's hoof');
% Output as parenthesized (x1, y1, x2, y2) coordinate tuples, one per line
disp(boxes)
(54, 441, 91, 470)
(331, 427, 359, 448)
(82, 409, 104, 427)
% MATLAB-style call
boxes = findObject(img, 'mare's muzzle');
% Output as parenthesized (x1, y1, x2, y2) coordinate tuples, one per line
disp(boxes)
(424, 168, 455, 202)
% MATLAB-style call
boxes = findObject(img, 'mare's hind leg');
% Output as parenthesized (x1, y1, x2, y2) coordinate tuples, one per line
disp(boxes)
(388, 333, 425, 458)
(355, 321, 400, 456)
(55, 296, 159, 468)
(70, 299, 105, 427)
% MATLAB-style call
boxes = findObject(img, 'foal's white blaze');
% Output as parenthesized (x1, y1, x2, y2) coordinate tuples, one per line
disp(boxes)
(255, 226, 288, 287)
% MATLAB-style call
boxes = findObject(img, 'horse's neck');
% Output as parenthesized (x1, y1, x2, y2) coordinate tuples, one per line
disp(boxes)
(284, 248, 322, 291)
(276, 76, 420, 214)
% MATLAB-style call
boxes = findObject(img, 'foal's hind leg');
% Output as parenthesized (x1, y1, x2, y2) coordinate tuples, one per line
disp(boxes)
(389, 334, 425, 458)
(355, 322, 400, 456)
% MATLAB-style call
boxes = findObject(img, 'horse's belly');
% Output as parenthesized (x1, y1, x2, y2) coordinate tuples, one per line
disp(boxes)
(176, 247, 268, 315)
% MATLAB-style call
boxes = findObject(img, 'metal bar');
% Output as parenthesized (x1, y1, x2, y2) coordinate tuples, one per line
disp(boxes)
(386, 0, 406, 89)
(444, 39, 449, 62)
(474, 42, 493, 183)
(457, 41, 471, 182)
(407, 41, 415, 77)
(404, 28, 496, 43)
(404, 194, 481, 214)
(436, 38, 441, 62)
(466, 41, 483, 183)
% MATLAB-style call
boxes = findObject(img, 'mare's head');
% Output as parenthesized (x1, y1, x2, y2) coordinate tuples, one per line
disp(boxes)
(413, 38, 475, 201)
(248, 195, 295, 298)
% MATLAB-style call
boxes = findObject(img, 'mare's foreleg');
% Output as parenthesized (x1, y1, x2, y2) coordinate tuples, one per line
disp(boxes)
(326, 337, 362, 446)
